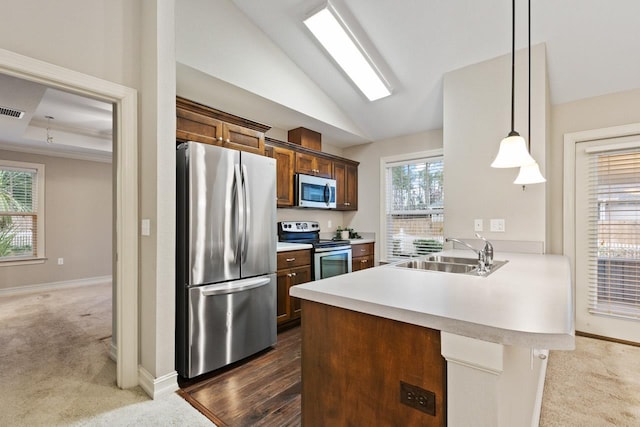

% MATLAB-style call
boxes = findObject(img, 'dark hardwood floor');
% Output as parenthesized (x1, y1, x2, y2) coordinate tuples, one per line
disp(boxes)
(179, 327, 302, 427)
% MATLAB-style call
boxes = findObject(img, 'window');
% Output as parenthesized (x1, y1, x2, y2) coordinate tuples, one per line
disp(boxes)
(588, 148, 640, 319)
(0, 160, 45, 263)
(382, 153, 444, 261)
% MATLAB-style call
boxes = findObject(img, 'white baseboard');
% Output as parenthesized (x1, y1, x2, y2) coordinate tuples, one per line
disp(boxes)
(138, 366, 179, 399)
(0, 275, 112, 296)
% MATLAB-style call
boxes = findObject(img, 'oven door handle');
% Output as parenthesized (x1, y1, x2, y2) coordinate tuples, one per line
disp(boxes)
(314, 245, 352, 253)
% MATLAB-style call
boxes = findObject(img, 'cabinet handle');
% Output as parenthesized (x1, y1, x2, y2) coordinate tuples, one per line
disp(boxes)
(345, 202, 350, 206)
(225, 138, 231, 143)
(286, 257, 296, 262)
(287, 273, 292, 277)
(361, 248, 366, 252)
(291, 272, 297, 277)
(361, 259, 368, 263)
(217, 136, 223, 142)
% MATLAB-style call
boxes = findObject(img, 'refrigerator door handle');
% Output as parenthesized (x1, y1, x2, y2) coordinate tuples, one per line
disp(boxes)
(241, 163, 250, 260)
(199, 276, 271, 296)
(234, 163, 244, 263)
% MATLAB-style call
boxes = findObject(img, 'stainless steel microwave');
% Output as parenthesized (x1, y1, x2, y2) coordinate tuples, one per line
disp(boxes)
(295, 174, 336, 209)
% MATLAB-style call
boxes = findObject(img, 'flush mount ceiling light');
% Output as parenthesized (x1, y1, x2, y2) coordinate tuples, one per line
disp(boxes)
(491, 0, 535, 169)
(304, 2, 392, 101)
(514, 0, 545, 185)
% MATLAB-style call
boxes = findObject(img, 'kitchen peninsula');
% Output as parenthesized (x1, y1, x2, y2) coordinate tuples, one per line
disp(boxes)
(290, 250, 574, 427)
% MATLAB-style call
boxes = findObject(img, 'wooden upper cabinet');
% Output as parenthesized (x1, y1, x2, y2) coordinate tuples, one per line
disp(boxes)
(334, 161, 358, 210)
(295, 152, 332, 178)
(176, 106, 223, 145)
(221, 122, 264, 155)
(269, 145, 295, 207)
(176, 97, 269, 155)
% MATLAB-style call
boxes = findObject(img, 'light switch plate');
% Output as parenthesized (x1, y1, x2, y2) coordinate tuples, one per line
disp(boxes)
(490, 219, 505, 232)
(141, 219, 151, 236)
(474, 219, 483, 232)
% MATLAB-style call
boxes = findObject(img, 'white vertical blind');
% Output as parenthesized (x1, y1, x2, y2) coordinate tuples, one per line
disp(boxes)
(384, 156, 443, 261)
(588, 148, 640, 319)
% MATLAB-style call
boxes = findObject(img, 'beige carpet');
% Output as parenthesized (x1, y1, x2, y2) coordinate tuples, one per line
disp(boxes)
(540, 335, 640, 427)
(0, 283, 212, 427)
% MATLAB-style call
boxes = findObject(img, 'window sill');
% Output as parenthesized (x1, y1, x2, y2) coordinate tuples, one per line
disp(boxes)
(0, 257, 47, 267)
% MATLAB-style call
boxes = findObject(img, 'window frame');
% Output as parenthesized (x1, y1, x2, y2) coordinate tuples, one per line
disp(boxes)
(0, 159, 45, 266)
(379, 149, 443, 262)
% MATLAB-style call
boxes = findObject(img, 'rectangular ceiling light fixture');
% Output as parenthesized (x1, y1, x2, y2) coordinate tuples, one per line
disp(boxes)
(304, 3, 392, 101)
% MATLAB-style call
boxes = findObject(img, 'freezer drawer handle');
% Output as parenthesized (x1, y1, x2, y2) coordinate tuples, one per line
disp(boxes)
(199, 277, 271, 296)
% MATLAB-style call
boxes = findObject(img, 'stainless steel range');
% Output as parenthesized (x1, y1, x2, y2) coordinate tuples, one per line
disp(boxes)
(278, 221, 352, 280)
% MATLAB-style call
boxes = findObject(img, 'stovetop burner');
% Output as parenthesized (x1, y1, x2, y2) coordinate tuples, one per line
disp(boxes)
(278, 221, 351, 249)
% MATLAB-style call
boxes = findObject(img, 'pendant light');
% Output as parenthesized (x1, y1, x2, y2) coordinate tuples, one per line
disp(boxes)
(491, 0, 535, 168)
(514, 0, 546, 185)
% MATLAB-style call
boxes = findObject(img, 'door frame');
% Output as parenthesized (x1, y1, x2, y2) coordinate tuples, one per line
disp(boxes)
(0, 48, 139, 388)
(563, 123, 640, 331)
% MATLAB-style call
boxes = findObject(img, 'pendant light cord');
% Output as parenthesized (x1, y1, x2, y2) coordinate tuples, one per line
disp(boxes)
(510, 0, 516, 133)
(527, 0, 531, 152)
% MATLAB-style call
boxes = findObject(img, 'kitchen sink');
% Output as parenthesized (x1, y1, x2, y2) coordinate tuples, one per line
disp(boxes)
(392, 256, 508, 276)
(395, 260, 477, 274)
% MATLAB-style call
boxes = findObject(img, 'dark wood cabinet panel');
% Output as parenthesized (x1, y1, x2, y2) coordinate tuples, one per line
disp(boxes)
(351, 243, 374, 271)
(277, 249, 312, 330)
(295, 152, 332, 178)
(176, 97, 269, 155)
(300, 301, 446, 426)
(268, 146, 295, 207)
(334, 161, 358, 210)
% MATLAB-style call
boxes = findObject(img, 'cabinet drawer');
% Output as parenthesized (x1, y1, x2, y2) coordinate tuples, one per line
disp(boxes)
(351, 243, 373, 257)
(277, 249, 311, 269)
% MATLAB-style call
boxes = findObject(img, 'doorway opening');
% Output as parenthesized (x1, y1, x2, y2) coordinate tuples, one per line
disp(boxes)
(0, 48, 139, 387)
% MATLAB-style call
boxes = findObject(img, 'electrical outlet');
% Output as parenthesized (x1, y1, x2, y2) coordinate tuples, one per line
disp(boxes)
(328, 220, 332, 229)
(400, 381, 436, 416)
(474, 219, 483, 232)
(57, 258, 64, 265)
(490, 219, 505, 232)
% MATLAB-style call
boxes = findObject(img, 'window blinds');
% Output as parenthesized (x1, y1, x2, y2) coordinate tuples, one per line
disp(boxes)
(588, 148, 640, 319)
(384, 157, 443, 261)
(0, 167, 38, 259)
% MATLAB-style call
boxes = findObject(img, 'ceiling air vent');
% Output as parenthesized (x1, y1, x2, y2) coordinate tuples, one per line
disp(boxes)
(0, 106, 25, 119)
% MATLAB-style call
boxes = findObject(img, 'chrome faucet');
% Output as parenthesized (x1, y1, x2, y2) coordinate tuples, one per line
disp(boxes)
(445, 235, 494, 275)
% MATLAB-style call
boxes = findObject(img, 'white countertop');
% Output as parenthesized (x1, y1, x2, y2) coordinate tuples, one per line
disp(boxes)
(290, 249, 575, 350)
(277, 242, 313, 252)
(349, 238, 375, 244)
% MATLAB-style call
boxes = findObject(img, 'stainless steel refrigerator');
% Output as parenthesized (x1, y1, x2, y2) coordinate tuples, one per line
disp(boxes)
(176, 141, 277, 379)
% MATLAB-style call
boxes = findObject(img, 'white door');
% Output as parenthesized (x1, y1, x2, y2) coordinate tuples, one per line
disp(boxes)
(575, 135, 640, 343)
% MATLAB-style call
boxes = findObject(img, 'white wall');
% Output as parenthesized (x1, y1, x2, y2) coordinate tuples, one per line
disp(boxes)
(443, 44, 548, 246)
(0, 150, 112, 290)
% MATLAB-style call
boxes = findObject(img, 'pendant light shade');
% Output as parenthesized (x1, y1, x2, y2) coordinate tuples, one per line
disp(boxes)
(491, 131, 535, 168)
(514, 161, 546, 184)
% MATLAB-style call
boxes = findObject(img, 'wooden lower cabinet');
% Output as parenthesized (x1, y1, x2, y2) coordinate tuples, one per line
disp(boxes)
(351, 242, 375, 271)
(300, 301, 446, 426)
(276, 249, 311, 330)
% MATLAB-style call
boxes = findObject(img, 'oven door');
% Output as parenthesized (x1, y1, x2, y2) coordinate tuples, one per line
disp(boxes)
(314, 247, 352, 280)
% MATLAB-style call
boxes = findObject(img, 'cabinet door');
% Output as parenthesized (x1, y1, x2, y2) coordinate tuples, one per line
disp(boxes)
(334, 161, 358, 210)
(271, 146, 295, 207)
(352, 255, 374, 272)
(315, 157, 333, 178)
(276, 270, 291, 324)
(295, 152, 316, 175)
(176, 107, 223, 145)
(290, 265, 311, 319)
(222, 122, 264, 155)
(345, 163, 358, 210)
